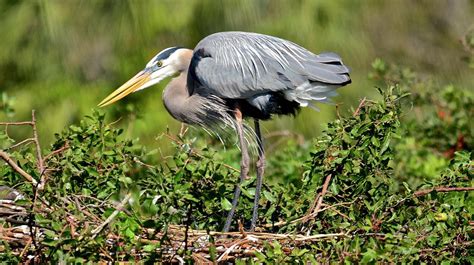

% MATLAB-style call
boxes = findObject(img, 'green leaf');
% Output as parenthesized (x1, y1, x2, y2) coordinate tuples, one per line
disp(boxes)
(142, 244, 156, 252)
(221, 198, 232, 211)
(361, 249, 377, 263)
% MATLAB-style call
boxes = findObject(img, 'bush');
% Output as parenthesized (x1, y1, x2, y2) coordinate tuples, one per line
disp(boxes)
(1, 64, 472, 263)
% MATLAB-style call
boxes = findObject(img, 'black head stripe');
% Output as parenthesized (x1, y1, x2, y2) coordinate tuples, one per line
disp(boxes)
(155, 47, 183, 62)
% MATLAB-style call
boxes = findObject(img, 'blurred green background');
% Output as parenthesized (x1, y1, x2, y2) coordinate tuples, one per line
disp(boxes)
(1, 0, 473, 151)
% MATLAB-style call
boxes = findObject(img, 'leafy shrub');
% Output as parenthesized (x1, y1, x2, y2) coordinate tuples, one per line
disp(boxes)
(1, 64, 472, 263)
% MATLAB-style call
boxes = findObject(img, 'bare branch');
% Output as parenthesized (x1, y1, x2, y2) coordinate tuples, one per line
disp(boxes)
(313, 174, 332, 216)
(42, 142, 69, 164)
(0, 121, 33, 126)
(263, 200, 355, 228)
(302, 174, 332, 224)
(353, 97, 367, 117)
(19, 238, 32, 260)
(31, 110, 45, 190)
(4, 138, 35, 151)
(0, 150, 38, 185)
(91, 193, 132, 238)
(414, 186, 474, 197)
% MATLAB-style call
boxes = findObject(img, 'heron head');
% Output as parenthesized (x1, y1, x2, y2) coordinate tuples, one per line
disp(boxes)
(98, 47, 190, 107)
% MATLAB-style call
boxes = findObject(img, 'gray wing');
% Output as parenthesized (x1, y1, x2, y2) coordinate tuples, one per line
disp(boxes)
(188, 31, 350, 99)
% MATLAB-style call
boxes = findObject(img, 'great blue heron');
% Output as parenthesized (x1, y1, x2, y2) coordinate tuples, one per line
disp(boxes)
(98, 31, 351, 232)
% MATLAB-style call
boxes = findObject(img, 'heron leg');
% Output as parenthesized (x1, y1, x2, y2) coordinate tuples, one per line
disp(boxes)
(250, 119, 265, 231)
(223, 107, 250, 232)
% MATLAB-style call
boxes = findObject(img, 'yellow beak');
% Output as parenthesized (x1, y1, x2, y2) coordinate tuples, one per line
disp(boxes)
(98, 71, 151, 107)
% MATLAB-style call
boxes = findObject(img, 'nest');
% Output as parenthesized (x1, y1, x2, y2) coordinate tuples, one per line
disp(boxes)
(1, 195, 349, 263)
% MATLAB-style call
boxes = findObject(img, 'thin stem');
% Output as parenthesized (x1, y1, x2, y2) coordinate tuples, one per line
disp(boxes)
(91, 193, 132, 238)
(4, 138, 35, 151)
(0, 150, 38, 185)
(31, 110, 45, 190)
(303, 174, 332, 224)
(414, 186, 474, 197)
(0, 121, 34, 126)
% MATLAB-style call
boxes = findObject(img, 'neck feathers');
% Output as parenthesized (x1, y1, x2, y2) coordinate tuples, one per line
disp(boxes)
(162, 49, 233, 130)
(163, 72, 192, 123)
(173, 49, 193, 72)
(162, 48, 194, 123)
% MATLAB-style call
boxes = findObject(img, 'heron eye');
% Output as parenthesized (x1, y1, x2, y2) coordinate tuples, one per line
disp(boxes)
(156, 61, 163, 67)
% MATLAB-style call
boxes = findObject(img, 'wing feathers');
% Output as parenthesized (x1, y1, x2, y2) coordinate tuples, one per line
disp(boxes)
(190, 32, 351, 100)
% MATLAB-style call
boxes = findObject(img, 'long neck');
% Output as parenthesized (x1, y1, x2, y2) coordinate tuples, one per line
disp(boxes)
(162, 69, 229, 127)
(162, 49, 197, 124)
(162, 71, 195, 123)
(162, 49, 229, 126)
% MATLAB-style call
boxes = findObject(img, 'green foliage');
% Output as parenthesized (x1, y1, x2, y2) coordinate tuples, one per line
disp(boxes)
(1, 2, 473, 261)
(1, 2, 473, 148)
(409, 85, 473, 154)
(133, 142, 239, 231)
(0, 83, 474, 264)
(46, 112, 141, 197)
(1, 61, 473, 262)
(370, 58, 474, 187)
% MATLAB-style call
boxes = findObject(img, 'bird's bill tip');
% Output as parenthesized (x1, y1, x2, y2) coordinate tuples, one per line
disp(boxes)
(98, 71, 151, 107)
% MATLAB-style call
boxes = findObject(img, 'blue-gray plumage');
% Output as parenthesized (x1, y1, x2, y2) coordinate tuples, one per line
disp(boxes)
(98, 31, 351, 232)
(188, 32, 350, 120)
(191, 32, 349, 97)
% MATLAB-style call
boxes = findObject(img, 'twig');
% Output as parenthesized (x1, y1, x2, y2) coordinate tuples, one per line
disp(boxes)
(184, 204, 192, 254)
(31, 110, 46, 190)
(238, 220, 247, 238)
(353, 97, 367, 117)
(303, 174, 333, 235)
(313, 174, 332, 216)
(192, 253, 212, 264)
(19, 237, 32, 260)
(217, 238, 248, 262)
(99, 246, 115, 261)
(294, 232, 346, 241)
(0, 209, 27, 216)
(90, 193, 132, 238)
(163, 132, 239, 172)
(266, 137, 288, 154)
(303, 194, 320, 223)
(5, 138, 35, 151)
(72, 194, 112, 207)
(132, 157, 155, 169)
(28, 184, 39, 253)
(42, 142, 69, 164)
(303, 174, 332, 223)
(3, 217, 51, 230)
(0, 121, 33, 126)
(143, 225, 347, 241)
(263, 201, 355, 228)
(0, 150, 38, 185)
(414, 186, 474, 197)
(329, 207, 350, 220)
(179, 123, 189, 138)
